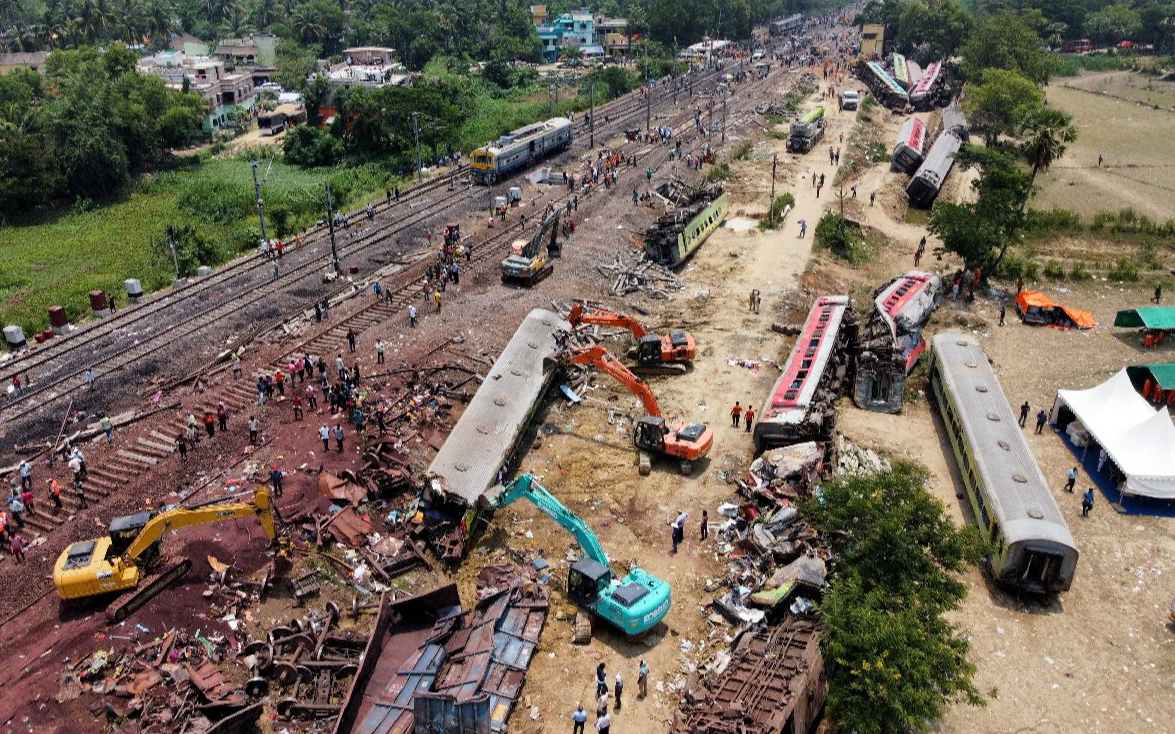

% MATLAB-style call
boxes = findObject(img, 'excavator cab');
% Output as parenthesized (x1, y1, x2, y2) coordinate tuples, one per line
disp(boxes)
(635, 335, 665, 366)
(568, 557, 613, 608)
(633, 416, 669, 453)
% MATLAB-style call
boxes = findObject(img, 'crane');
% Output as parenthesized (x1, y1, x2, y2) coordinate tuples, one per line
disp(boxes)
(501, 208, 561, 285)
(484, 473, 671, 635)
(568, 303, 696, 375)
(550, 343, 713, 475)
(53, 489, 283, 623)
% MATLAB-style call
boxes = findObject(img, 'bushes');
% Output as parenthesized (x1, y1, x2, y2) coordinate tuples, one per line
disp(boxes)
(995, 253, 1040, 281)
(1043, 260, 1066, 280)
(815, 212, 868, 265)
(1069, 261, 1093, 281)
(706, 162, 732, 182)
(733, 141, 755, 161)
(1108, 256, 1140, 282)
(1024, 207, 1083, 233)
(283, 126, 345, 167)
(759, 193, 796, 230)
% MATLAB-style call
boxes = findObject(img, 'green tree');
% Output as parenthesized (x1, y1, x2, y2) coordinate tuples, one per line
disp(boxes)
(963, 68, 1044, 146)
(282, 124, 345, 166)
(1084, 4, 1142, 44)
(802, 463, 986, 734)
(959, 9, 1054, 84)
(894, 0, 973, 62)
(928, 145, 1033, 277)
(1018, 105, 1077, 202)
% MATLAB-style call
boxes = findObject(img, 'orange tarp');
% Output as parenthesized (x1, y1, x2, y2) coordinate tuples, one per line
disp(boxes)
(1015, 291, 1097, 330)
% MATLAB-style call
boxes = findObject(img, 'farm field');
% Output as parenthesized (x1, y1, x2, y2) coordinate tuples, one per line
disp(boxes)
(0, 156, 395, 334)
(1034, 74, 1175, 221)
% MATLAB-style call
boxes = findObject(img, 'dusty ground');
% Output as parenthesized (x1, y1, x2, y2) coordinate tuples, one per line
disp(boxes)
(826, 101, 1175, 734)
(1036, 73, 1175, 220)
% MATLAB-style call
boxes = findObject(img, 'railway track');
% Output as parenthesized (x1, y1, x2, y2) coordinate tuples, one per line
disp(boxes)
(0, 64, 736, 442)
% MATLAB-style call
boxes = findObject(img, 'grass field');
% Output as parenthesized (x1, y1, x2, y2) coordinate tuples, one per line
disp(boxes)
(0, 156, 399, 334)
(1033, 74, 1175, 221)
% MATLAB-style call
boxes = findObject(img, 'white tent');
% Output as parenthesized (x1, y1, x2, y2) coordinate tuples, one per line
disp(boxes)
(1053, 369, 1175, 499)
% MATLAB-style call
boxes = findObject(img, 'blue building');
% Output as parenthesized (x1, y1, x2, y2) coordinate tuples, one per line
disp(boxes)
(536, 7, 597, 62)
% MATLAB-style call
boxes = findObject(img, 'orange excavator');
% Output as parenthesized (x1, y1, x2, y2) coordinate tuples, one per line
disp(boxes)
(568, 304, 696, 376)
(551, 343, 713, 475)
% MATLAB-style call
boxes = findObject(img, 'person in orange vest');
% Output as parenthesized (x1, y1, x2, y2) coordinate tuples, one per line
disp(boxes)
(744, 405, 755, 432)
(47, 479, 63, 511)
(731, 402, 743, 427)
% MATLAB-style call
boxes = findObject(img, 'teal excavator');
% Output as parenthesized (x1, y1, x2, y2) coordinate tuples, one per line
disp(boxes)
(484, 473, 671, 635)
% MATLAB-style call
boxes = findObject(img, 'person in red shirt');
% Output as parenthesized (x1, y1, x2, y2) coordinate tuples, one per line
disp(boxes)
(203, 411, 216, 437)
(730, 402, 743, 427)
(744, 406, 755, 432)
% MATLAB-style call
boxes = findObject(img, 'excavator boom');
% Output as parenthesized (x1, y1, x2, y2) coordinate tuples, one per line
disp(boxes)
(489, 474, 608, 565)
(567, 305, 695, 367)
(568, 304, 649, 339)
(553, 344, 662, 418)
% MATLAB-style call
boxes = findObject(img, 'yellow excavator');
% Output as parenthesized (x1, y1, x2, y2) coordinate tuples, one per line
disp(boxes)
(53, 489, 283, 623)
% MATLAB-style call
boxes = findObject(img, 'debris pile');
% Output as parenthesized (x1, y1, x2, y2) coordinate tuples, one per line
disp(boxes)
(595, 250, 684, 299)
(832, 435, 891, 478)
(738, 441, 823, 508)
(58, 627, 262, 734)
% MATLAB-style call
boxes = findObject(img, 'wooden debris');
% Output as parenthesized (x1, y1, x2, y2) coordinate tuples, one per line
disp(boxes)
(595, 251, 683, 300)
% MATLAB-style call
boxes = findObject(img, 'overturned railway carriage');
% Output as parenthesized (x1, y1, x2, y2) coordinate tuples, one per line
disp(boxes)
(910, 61, 945, 110)
(941, 105, 969, 141)
(906, 119, 963, 208)
(928, 334, 1078, 593)
(643, 186, 729, 268)
(423, 309, 570, 559)
(862, 61, 908, 109)
(892, 53, 910, 89)
(892, 116, 927, 173)
(754, 296, 857, 453)
(770, 13, 803, 35)
(854, 271, 943, 413)
(471, 117, 573, 185)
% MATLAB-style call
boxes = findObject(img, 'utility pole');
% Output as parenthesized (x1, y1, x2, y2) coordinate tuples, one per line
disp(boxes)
(770, 154, 777, 226)
(721, 90, 727, 144)
(411, 111, 422, 181)
(165, 225, 180, 278)
(644, 34, 650, 132)
(324, 182, 340, 275)
(250, 160, 268, 246)
(836, 187, 848, 223)
(589, 70, 595, 149)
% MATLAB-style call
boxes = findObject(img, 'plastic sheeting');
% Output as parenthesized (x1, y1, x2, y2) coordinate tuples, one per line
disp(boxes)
(1054, 369, 1175, 499)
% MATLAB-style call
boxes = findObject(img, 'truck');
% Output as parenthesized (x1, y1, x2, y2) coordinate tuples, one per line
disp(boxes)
(839, 89, 860, 111)
(786, 106, 825, 153)
(484, 473, 671, 636)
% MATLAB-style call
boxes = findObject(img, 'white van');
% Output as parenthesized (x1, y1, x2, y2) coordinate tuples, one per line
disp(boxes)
(839, 89, 860, 111)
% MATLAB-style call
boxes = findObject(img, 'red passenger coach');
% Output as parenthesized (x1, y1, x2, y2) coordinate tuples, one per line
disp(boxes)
(754, 296, 857, 452)
(875, 271, 943, 373)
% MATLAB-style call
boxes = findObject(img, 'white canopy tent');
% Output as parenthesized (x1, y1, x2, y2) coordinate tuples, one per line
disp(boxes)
(1052, 369, 1175, 499)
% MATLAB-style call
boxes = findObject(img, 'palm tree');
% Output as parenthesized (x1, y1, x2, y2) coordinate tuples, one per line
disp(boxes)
(252, 0, 279, 30)
(290, 3, 326, 44)
(1018, 106, 1077, 210)
(219, 1, 252, 38)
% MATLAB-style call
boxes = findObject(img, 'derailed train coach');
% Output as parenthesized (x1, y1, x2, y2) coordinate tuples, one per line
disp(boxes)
(861, 60, 908, 109)
(906, 107, 967, 208)
(891, 116, 928, 174)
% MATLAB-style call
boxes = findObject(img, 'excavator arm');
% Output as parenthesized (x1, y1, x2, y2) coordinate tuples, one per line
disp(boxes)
(552, 344, 662, 418)
(567, 304, 649, 339)
(122, 488, 279, 563)
(521, 209, 561, 259)
(491, 474, 609, 566)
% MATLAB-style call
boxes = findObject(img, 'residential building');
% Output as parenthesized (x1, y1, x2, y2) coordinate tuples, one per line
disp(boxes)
(860, 24, 885, 57)
(593, 16, 626, 47)
(322, 48, 410, 88)
(537, 26, 562, 62)
(603, 32, 630, 58)
(213, 34, 278, 87)
(553, 8, 594, 47)
(137, 51, 256, 131)
(529, 4, 548, 25)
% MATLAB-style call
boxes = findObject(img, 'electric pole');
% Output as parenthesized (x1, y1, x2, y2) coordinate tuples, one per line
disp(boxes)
(165, 225, 180, 278)
(324, 182, 340, 275)
(411, 111, 422, 181)
(250, 160, 268, 246)
(644, 34, 650, 132)
(721, 90, 727, 144)
(770, 154, 778, 226)
(589, 70, 595, 149)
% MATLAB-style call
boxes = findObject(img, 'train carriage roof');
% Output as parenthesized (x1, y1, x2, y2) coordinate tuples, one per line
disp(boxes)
(931, 334, 1073, 543)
